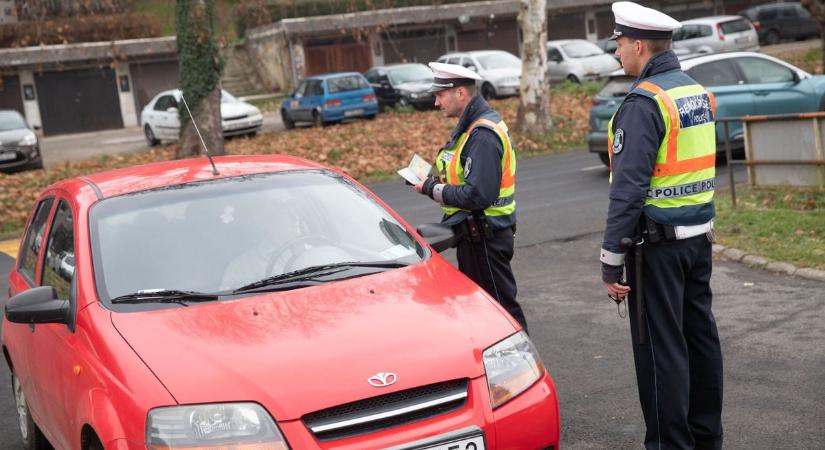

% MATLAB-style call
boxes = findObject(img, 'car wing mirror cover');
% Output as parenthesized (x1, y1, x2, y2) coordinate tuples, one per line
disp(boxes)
(5, 286, 70, 325)
(417, 223, 456, 253)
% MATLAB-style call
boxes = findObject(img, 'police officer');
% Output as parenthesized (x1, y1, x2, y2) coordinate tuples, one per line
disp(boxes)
(600, 2, 723, 449)
(414, 62, 527, 332)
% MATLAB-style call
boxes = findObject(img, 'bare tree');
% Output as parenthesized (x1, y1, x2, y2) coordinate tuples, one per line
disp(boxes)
(801, 0, 825, 59)
(176, 0, 224, 158)
(515, 0, 552, 137)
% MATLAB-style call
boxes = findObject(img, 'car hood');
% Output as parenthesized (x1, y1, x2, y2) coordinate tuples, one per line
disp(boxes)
(221, 101, 260, 119)
(395, 81, 434, 93)
(574, 54, 621, 75)
(110, 258, 516, 420)
(0, 128, 31, 146)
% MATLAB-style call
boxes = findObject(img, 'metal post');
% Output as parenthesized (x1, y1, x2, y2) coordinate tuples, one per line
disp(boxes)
(813, 117, 825, 190)
(724, 120, 736, 207)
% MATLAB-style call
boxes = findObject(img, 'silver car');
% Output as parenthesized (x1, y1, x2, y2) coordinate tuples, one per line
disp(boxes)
(436, 50, 521, 100)
(672, 15, 759, 55)
(547, 39, 621, 83)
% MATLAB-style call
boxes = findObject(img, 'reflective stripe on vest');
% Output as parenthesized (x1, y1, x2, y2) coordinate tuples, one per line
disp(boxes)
(435, 117, 516, 217)
(608, 78, 716, 210)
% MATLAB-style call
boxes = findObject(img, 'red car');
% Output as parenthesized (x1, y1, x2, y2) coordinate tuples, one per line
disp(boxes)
(3, 155, 560, 450)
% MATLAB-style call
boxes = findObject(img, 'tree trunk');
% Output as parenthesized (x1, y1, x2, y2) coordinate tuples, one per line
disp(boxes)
(515, 0, 552, 137)
(176, 0, 225, 159)
(801, 0, 825, 65)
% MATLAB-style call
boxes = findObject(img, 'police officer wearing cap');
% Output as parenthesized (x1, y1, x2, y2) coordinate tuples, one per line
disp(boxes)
(414, 62, 527, 332)
(600, 2, 723, 449)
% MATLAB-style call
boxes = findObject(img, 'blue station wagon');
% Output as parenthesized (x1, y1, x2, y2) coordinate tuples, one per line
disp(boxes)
(588, 52, 825, 166)
(281, 72, 379, 128)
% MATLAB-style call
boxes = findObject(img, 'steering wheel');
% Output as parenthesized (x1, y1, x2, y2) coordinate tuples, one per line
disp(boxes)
(265, 234, 333, 276)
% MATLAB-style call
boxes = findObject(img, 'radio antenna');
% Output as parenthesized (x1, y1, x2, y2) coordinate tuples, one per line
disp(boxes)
(180, 92, 219, 175)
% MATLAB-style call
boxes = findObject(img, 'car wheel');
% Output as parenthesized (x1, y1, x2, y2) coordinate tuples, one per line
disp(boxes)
(764, 29, 780, 45)
(398, 97, 410, 108)
(567, 74, 581, 84)
(365, 114, 377, 120)
(281, 110, 295, 129)
(598, 152, 611, 167)
(12, 374, 50, 450)
(312, 110, 325, 128)
(144, 125, 160, 147)
(481, 83, 496, 101)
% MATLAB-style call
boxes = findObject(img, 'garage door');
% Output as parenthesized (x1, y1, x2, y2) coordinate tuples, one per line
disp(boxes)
(36, 68, 123, 136)
(0, 75, 24, 115)
(304, 42, 372, 76)
(131, 60, 180, 114)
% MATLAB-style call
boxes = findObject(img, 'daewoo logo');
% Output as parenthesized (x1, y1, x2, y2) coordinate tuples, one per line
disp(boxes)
(368, 372, 397, 387)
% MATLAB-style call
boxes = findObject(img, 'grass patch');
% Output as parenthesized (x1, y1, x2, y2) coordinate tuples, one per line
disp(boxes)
(771, 46, 823, 74)
(131, 0, 239, 42)
(714, 187, 825, 270)
(551, 80, 604, 96)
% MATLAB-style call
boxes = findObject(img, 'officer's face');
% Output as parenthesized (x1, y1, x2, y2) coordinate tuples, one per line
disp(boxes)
(615, 37, 643, 76)
(434, 87, 466, 118)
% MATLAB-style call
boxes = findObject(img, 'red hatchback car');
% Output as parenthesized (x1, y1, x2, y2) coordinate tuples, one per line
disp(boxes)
(3, 155, 560, 450)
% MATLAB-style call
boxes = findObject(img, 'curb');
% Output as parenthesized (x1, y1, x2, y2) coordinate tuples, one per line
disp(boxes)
(712, 244, 825, 282)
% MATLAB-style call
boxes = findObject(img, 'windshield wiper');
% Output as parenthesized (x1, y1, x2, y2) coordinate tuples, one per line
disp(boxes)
(111, 289, 220, 305)
(233, 260, 411, 294)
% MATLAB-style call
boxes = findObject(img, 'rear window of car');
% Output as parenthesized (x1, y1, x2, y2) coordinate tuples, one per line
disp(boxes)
(720, 19, 752, 34)
(327, 75, 369, 94)
(598, 76, 634, 97)
(673, 24, 713, 41)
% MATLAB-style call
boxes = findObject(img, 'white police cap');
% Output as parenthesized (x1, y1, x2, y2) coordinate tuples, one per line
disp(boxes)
(609, 1, 681, 41)
(428, 62, 482, 93)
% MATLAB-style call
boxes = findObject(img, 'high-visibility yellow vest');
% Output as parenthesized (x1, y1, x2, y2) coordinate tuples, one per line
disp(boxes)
(608, 76, 716, 219)
(435, 115, 516, 218)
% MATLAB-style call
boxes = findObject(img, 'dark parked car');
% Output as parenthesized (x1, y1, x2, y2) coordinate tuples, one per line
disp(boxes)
(589, 52, 825, 166)
(281, 72, 379, 128)
(740, 2, 819, 45)
(364, 63, 435, 110)
(0, 110, 42, 172)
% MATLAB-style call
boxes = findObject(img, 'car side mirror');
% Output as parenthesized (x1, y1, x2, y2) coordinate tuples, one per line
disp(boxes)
(5, 286, 70, 326)
(166, 107, 178, 114)
(416, 223, 456, 253)
(32, 124, 41, 131)
(466, 66, 478, 72)
(792, 71, 801, 84)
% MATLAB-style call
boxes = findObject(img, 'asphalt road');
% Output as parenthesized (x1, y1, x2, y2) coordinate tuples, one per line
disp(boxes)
(0, 152, 823, 449)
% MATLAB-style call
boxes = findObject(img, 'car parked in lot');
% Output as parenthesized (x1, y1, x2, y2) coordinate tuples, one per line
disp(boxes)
(740, 2, 819, 45)
(141, 89, 263, 146)
(3, 154, 561, 450)
(364, 63, 435, 110)
(281, 72, 378, 128)
(436, 50, 521, 100)
(547, 39, 621, 83)
(589, 52, 825, 165)
(672, 16, 759, 55)
(0, 109, 43, 172)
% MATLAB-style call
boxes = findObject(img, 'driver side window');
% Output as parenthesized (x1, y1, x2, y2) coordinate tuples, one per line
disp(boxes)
(42, 200, 75, 299)
(736, 57, 795, 84)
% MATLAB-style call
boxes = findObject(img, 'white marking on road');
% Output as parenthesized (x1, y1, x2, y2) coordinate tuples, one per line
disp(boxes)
(103, 136, 146, 145)
(580, 165, 606, 172)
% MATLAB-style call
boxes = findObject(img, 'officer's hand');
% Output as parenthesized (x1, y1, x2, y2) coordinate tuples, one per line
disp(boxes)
(414, 176, 438, 198)
(604, 282, 630, 302)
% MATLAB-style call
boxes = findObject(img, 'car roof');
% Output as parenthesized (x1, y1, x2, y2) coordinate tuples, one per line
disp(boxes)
(440, 50, 513, 58)
(50, 155, 326, 200)
(605, 51, 811, 78)
(682, 15, 748, 24)
(367, 63, 428, 71)
(547, 39, 593, 45)
(305, 72, 364, 81)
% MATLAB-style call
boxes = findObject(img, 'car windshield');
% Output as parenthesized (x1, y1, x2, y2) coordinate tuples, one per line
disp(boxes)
(476, 52, 521, 70)
(388, 65, 433, 85)
(220, 91, 237, 103)
(0, 111, 27, 131)
(561, 41, 605, 58)
(90, 170, 426, 303)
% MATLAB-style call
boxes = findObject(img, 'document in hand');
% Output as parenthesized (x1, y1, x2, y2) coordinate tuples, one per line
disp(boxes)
(397, 154, 433, 185)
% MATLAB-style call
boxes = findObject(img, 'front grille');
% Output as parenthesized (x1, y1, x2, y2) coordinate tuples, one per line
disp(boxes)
(302, 378, 469, 441)
(224, 114, 248, 121)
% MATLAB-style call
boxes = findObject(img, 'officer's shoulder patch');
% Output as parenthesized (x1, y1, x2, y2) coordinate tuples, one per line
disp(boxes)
(612, 129, 625, 154)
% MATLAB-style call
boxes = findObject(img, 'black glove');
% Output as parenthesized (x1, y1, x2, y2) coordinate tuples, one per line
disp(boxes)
(421, 176, 438, 198)
(601, 262, 624, 284)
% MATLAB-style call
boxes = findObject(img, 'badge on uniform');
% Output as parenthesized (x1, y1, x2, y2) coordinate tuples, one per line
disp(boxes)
(612, 129, 625, 154)
(440, 151, 454, 163)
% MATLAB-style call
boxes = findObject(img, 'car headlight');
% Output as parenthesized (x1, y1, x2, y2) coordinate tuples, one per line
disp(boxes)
(483, 331, 545, 409)
(146, 403, 290, 449)
(18, 132, 37, 146)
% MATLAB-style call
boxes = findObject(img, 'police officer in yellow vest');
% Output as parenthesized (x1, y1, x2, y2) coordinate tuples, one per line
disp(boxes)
(600, 2, 723, 449)
(414, 62, 527, 332)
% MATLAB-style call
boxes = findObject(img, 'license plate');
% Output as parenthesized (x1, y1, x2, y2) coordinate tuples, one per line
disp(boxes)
(416, 435, 485, 450)
(290, 100, 299, 109)
(735, 36, 749, 43)
(0, 152, 16, 162)
(344, 109, 364, 117)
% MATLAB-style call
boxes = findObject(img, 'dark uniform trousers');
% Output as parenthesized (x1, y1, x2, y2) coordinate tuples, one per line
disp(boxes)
(454, 225, 528, 333)
(626, 234, 723, 450)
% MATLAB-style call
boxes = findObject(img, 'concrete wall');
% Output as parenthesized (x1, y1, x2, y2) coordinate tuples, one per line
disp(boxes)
(246, 27, 294, 93)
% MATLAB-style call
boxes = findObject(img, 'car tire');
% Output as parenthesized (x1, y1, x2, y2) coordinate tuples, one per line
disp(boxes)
(567, 74, 581, 84)
(398, 97, 410, 108)
(365, 114, 377, 120)
(12, 374, 51, 450)
(281, 110, 295, 129)
(764, 29, 780, 45)
(312, 110, 325, 128)
(144, 125, 160, 147)
(481, 83, 496, 101)
(598, 152, 611, 167)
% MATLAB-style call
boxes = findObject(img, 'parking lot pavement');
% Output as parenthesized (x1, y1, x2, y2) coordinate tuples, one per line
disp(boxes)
(39, 111, 283, 167)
